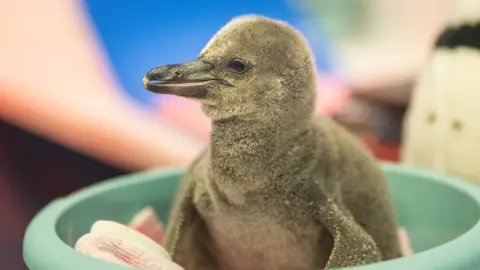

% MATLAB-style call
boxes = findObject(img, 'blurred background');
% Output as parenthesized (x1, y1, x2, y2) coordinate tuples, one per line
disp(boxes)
(0, 0, 455, 269)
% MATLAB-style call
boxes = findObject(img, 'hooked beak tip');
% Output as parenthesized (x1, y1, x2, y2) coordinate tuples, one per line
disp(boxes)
(142, 76, 149, 89)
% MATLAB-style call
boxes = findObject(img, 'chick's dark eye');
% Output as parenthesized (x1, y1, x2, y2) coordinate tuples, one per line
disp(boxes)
(227, 58, 248, 73)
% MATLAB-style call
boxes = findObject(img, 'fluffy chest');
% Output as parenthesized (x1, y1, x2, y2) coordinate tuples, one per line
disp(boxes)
(210, 215, 322, 270)
(193, 182, 332, 270)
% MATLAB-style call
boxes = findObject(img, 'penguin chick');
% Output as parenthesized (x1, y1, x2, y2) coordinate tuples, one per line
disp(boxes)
(144, 15, 401, 270)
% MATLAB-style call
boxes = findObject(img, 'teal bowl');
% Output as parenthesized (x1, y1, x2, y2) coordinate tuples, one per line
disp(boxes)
(23, 163, 480, 270)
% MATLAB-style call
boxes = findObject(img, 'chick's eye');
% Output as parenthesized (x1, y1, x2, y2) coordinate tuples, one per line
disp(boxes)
(227, 58, 248, 73)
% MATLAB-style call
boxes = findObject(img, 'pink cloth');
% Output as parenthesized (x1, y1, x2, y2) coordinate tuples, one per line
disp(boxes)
(398, 227, 413, 256)
(75, 220, 183, 270)
(129, 206, 165, 245)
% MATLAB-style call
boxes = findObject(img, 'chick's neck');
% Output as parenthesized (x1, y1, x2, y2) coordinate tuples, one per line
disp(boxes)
(209, 115, 315, 185)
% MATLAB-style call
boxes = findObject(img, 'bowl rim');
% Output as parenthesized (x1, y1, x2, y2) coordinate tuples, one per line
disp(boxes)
(23, 164, 480, 270)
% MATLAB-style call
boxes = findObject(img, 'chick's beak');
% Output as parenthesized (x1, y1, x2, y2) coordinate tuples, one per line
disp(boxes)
(143, 59, 218, 98)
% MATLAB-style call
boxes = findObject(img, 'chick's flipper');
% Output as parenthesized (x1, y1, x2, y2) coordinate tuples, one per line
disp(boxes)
(167, 204, 218, 270)
(164, 156, 220, 270)
(319, 199, 382, 269)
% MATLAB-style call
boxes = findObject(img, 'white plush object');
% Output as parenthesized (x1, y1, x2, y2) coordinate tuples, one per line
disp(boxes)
(75, 220, 183, 270)
(401, 0, 480, 185)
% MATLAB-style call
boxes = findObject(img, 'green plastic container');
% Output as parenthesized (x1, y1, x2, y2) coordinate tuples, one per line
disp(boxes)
(23, 163, 480, 270)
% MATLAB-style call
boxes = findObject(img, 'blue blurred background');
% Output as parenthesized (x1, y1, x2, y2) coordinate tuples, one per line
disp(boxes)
(83, 0, 334, 105)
